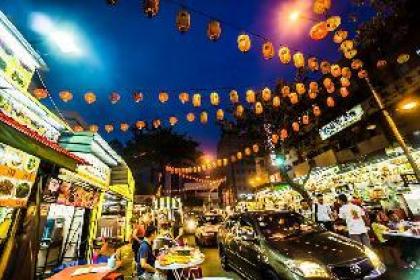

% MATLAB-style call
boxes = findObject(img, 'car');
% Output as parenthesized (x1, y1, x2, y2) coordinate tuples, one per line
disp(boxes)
(218, 210, 386, 280)
(195, 214, 224, 247)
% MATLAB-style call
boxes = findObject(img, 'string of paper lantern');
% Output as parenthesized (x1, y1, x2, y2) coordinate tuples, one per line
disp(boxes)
(106, 0, 354, 72)
(52, 66, 358, 108)
(175, 174, 227, 185)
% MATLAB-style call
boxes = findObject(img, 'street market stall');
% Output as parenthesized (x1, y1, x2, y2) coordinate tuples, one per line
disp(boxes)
(299, 148, 420, 215)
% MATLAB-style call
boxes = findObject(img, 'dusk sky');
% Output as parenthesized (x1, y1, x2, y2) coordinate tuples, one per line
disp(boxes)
(1, 0, 367, 155)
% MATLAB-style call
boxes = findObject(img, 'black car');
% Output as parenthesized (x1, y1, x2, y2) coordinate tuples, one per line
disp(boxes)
(195, 214, 224, 247)
(218, 211, 386, 280)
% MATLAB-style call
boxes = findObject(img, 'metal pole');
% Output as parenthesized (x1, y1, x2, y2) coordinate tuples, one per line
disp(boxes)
(365, 77, 420, 181)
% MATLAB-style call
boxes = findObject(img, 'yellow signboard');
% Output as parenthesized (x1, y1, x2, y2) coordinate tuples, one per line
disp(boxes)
(0, 46, 35, 92)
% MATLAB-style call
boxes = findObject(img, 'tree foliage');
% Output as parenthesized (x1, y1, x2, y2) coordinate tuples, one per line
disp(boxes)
(121, 127, 203, 194)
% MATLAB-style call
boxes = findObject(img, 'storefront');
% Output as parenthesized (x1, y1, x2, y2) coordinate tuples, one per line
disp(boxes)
(254, 183, 302, 211)
(58, 132, 134, 259)
(299, 147, 420, 215)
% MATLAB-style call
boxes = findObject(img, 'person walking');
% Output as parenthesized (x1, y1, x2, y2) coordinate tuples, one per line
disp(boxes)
(313, 194, 334, 231)
(338, 194, 371, 247)
(137, 225, 158, 279)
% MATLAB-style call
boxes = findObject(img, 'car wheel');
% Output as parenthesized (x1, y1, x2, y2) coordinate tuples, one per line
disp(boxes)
(219, 246, 231, 271)
(263, 269, 281, 280)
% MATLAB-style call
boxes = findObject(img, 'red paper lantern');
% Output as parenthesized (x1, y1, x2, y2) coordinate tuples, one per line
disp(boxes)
(110, 92, 121, 104)
(133, 92, 144, 103)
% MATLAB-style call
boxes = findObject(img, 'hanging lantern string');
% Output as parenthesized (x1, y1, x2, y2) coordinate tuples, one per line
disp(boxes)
(163, 0, 334, 61)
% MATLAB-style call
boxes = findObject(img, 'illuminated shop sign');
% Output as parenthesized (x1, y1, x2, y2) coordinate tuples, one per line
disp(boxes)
(0, 11, 43, 92)
(0, 142, 40, 207)
(319, 104, 364, 140)
(74, 152, 111, 187)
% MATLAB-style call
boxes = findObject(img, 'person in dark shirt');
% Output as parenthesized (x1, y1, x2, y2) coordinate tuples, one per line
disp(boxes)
(137, 225, 158, 279)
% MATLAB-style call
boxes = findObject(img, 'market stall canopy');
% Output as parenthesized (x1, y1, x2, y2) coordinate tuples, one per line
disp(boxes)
(0, 112, 86, 171)
(59, 132, 124, 167)
(110, 164, 135, 200)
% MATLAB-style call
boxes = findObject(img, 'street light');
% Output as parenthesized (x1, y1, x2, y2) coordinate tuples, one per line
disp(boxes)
(400, 101, 417, 111)
(289, 10, 300, 22)
(30, 12, 83, 56)
(49, 30, 81, 55)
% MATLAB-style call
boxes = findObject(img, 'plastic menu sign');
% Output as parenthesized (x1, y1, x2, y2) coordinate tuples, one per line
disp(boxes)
(0, 143, 40, 207)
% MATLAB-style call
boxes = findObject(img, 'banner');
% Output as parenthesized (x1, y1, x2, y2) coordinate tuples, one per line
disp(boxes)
(0, 142, 40, 207)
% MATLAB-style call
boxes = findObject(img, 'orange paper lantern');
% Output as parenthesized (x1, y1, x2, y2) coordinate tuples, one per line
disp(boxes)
(192, 93, 201, 107)
(246, 89, 256, 103)
(216, 109, 224, 121)
(89, 125, 99, 133)
(230, 90, 239, 103)
(207, 20, 222, 41)
(104, 124, 114, 133)
(179, 92, 189, 104)
(33, 88, 48, 99)
(278, 46, 291, 64)
(120, 123, 129, 132)
(84, 92, 96, 104)
(237, 34, 251, 52)
(133, 92, 144, 103)
(326, 96, 335, 107)
(210, 91, 220, 106)
(262, 87, 272, 102)
(293, 52, 305, 68)
(176, 9, 191, 32)
(159, 91, 169, 103)
(262, 41, 275, 60)
(308, 57, 319, 71)
(289, 92, 299, 104)
(186, 112, 195, 122)
(255, 102, 263, 115)
(169, 116, 178, 126)
(309, 21, 329, 40)
(144, 0, 159, 17)
(272, 96, 281, 107)
(59, 90, 73, 102)
(136, 120, 146, 129)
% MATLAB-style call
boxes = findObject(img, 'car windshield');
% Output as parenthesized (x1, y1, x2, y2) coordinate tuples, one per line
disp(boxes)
(255, 212, 319, 241)
(200, 215, 223, 225)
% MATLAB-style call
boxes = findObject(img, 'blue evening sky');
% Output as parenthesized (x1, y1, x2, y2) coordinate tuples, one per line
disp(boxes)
(0, 0, 365, 155)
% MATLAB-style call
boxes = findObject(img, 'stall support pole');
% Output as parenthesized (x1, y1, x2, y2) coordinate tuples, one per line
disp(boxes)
(365, 77, 420, 181)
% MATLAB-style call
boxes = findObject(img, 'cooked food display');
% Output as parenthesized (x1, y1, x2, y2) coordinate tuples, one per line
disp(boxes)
(0, 179, 14, 196)
(15, 183, 30, 198)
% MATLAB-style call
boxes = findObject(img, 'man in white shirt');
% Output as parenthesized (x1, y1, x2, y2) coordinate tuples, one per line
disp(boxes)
(313, 194, 333, 231)
(338, 194, 371, 247)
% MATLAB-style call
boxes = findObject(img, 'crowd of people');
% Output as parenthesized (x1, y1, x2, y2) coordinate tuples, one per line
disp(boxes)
(309, 193, 416, 269)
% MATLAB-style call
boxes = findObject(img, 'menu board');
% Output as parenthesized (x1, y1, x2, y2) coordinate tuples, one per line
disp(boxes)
(43, 178, 100, 209)
(0, 143, 40, 207)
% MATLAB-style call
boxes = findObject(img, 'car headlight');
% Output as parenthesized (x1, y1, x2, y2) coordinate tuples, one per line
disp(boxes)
(364, 246, 383, 269)
(286, 260, 330, 278)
